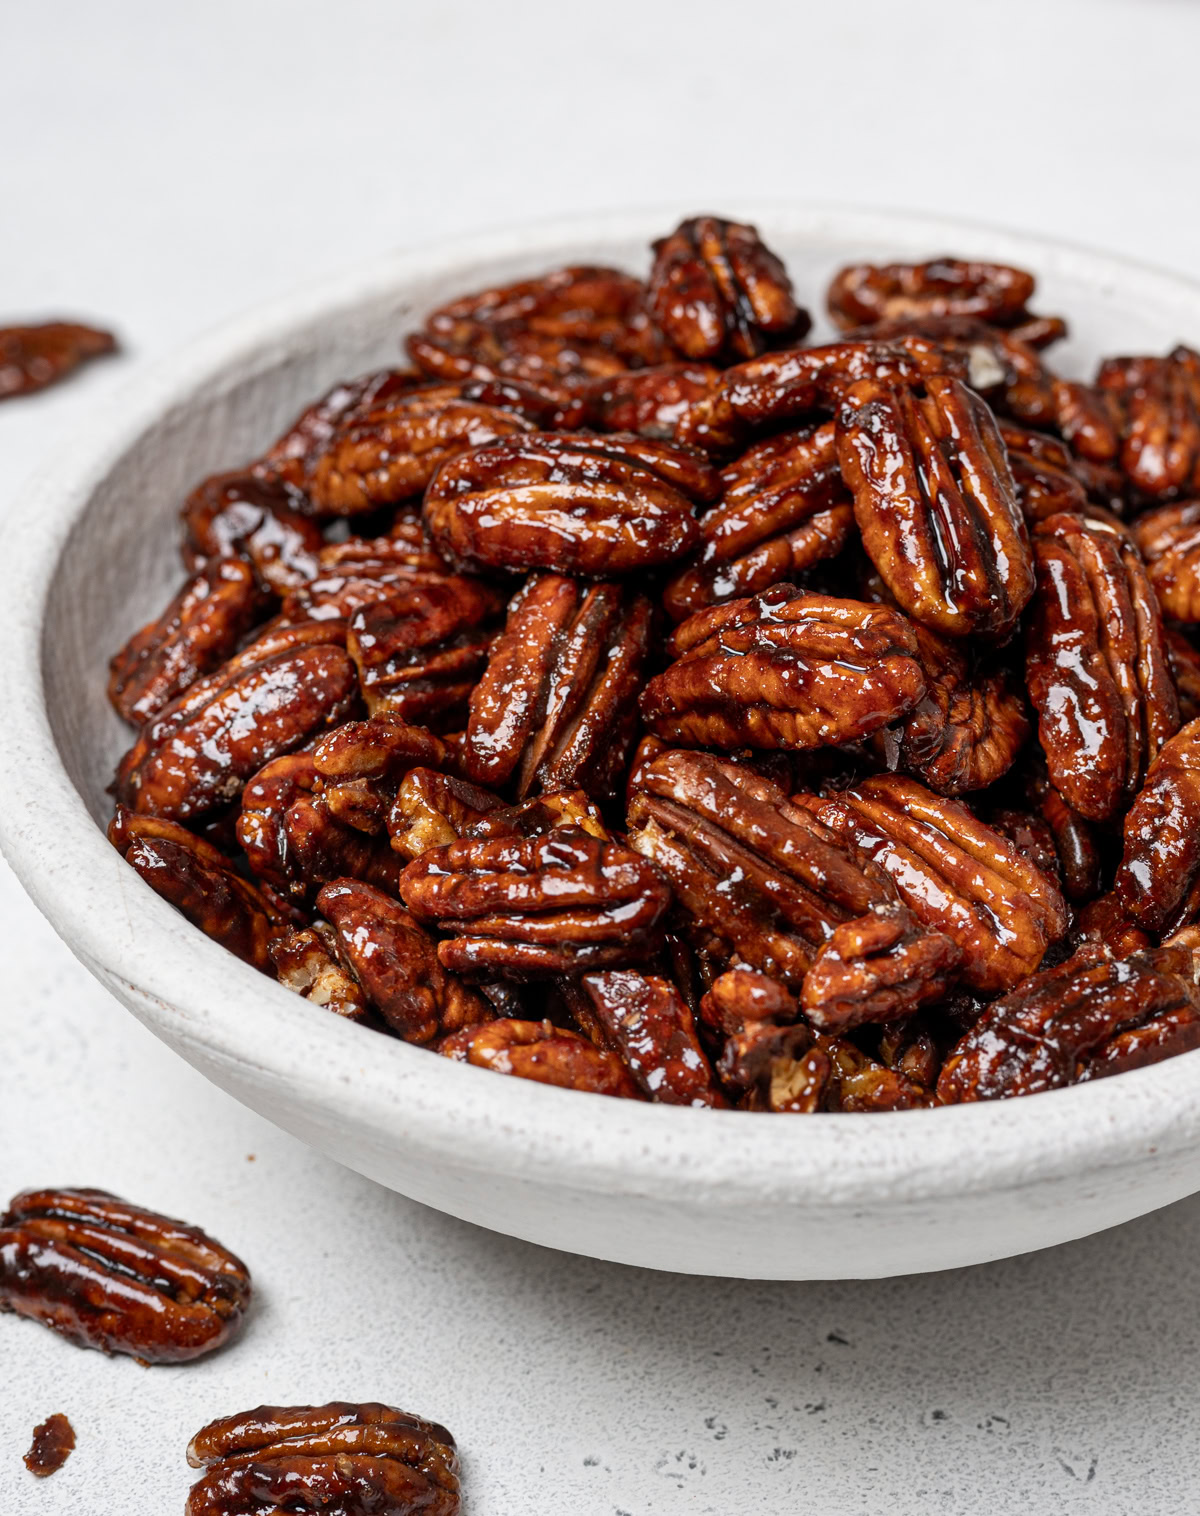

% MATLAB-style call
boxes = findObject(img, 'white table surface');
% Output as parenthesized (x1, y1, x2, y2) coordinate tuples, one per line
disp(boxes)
(4, 1, 1200, 1510)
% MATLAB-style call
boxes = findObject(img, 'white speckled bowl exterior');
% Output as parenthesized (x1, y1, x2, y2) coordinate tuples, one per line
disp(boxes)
(3, 205, 1200, 1280)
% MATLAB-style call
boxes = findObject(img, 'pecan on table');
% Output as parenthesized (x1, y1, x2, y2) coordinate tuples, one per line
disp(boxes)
(0, 1187, 251, 1363)
(387, 767, 507, 860)
(938, 942, 1200, 1101)
(579, 969, 726, 1106)
(1025, 510, 1179, 821)
(182, 470, 324, 592)
(185, 1402, 459, 1516)
(270, 925, 370, 1021)
(1165, 626, 1200, 723)
(440, 1018, 640, 1097)
(108, 557, 265, 727)
(646, 216, 810, 363)
(24, 1413, 75, 1477)
(0, 320, 116, 399)
(399, 823, 671, 978)
(110, 806, 284, 971)
(827, 258, 1037, 331)
(996, 419, 1089, 522)
(461, 573, 650, 801)
(423, 431, 718, 576)
(317, 879, 490, 1042)
(1131, 500, 1200, 622)
(1112, 716, 1200, 934)
(640, 584, 926, 751)
(583, 361, 719, 438)
(806, 775, 1068, 993)
(836, 373, 1033, 639)
(662, 423, 855, 621)
(1095, 346, 1200, 498)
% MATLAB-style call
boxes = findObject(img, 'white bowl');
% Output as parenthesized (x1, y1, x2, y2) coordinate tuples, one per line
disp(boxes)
(4, 204, 1200, 1281)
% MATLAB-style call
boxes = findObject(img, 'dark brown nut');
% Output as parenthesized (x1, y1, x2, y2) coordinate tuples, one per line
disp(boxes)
(1096, 346, 1200, 498)
(1131, 501, 1200, 622)
(387, 767, 506, 860)
(0, 1187, 251, 1363)
(270, 926, 370, 1021)
(440, 1017, 641, 1098)
(108, 558, 264, 727)
(185, 1402, 460, 1516)
(182, 471, 324, 592)
(647, 216, 809, 363)
(465, 787, 610, 843)
(24, 1413, 75, 1477)
(406, 265, 661, 395)
(1025, 510, 1179, 821)
(699, 965, 800, 1034)
(114, 627, 358, 821)
(261, 369, 426, 489)
(996, 419, 1089, 522)
(799, 903, 961, 1034)
(1071, 895, 1152, 959)
(579, 969, 726, 1106)
(399, 825, 671, 979)
(827, 258, 1037, 331)
(1052, 377, 1123, 465)
(462, 574, 651, 801)
(281, 535, 453, 622)
(1165, 625, 1200, 722)
(676, 336, 955, 453)
(987, 807, 1062, 891)
(1021, 761, 1103, 904)
(627, 749, 896, 982)
(313, 716, 447, 833)
(719, 1022, 829, 1112)
(937, 943, 1200, 1101)
(109, 805, 283, 972)
(423, 432, 717, 577)
(818, 1035, 934, 1111)
(875, 623, 1030, 795)
(317, 879, 490, 1043)
(347, 576, 504, 725)
(1008, 314, 1070, 350)
(0, 320, 116, 398)
(583, 362, 719, 438)
(641, 584, 926, 751)
(662, 423, 855, 621)
(807, 775, 1068, 993)
(877, 1013, 945, 1089)
(836, 373, 1034, 639)
(1112, 716, 1200, 934)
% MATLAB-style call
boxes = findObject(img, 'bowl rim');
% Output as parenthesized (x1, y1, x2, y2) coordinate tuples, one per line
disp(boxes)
(5, 198, 1200, 1213)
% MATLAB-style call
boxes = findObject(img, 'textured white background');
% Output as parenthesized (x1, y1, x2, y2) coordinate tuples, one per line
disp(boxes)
(4, 1, 1200, 1510)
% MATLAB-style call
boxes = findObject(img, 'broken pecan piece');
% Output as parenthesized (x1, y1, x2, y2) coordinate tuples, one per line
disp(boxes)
(182, 471, 324, 592)
(270, 925, 370, 1021)
(827, 258, 1037, 331)
(440, 1018, 640, 1098)
(0, 320, 116, 398)
(819, 1036, 934, 1111)
(185, 1402, 459, 1516)
(387, 767, 507, 860)
(0, 1187, 250, 1363)
(1025, 510, 1179, 821)
(1131, 500, 1200, 622)
(641, 584, 926, 751)
(1112, 716, 1200, 934)
(423, 431, 716, 576)
(580, 969, 726, 1106)
(700, 966, 826, 1111)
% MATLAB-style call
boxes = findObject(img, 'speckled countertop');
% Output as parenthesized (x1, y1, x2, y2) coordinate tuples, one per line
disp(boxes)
(5, 2, 1200, 1510)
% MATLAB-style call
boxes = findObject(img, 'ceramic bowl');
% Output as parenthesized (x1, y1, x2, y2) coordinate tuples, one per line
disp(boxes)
(3, 204, 1200, 1281)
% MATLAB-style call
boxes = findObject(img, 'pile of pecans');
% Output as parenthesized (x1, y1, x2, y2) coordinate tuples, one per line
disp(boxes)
(105, 215, 1200, 1111)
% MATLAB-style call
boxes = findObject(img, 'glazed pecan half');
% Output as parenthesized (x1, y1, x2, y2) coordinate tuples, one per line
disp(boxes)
(1026, 510, 1179, 821)
(997, 419, 1088, 522)
(1113, 716, 1200, 934)
(641, 584, 926, 751)
(387, 767, 507, 860)
(1096, 346, 1200, 498)
(647, 216, 810, 363)
(836, 374, 1033, 638)
(399, 824, 671, 977)
(423, 431, 717, 576)
(182, 471, 324, 592)
(461, 573, 651, 801)
(281, 534, 452, 623)
(580, 969, 726, 1106)
(261, 369, 425, 489)
(440, 1018, 640, 1098)
(583, 361, 719, 438)
(0, 1187, 250, 1363)
(827, 258, 1036, 331)
(185, 1403, 459, 1516)
(1132, 501, 1200, 622)
(0, 320, 116, 398)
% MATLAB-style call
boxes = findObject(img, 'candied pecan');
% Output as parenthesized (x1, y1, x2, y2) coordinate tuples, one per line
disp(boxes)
(874, 623, 1030, 795)
(270, 926, 370, 1021)
(699, 965, 800, 1035)
(662, 423, 855, 621)
(1071, 896, 1152, 959)
(1096, 346, 1200, 498)
(0, 1187, 250, 1363)
(1051, 377, 1123, 464)
(799, 903, 960, 1034)
(819, 1036, 933, 1111)
(647, 216, 809, 363)
(836, 373, 1033, 639)
(465, 787, 610, 842)
(938, 943, 1200, 1101)
(987, 807, 1062, 892)
(423, 431, 717, 576)
(1025, 510, 1179, 821)
(827, 258, 1036, 331)
(807, 775, 1068, 993)
(997, 419, 1088, 522)
(1165, 625, 1200, 722)
(387, 767, 506, 860)
(1009, 314, 1069, 349)
(1020, 760, 1103, 903)
(185, 1402, 459, 1516)
(461, 574, 650, 801)
(317, 879, 489, 1043)
(109, 806, 283, 971)
(641, 584, 925, 751)
(347, 575, 503, 725)
(627, 749, 896, 982)
(313, 715, 446, 833)
(24, 1414, 75, 1477)
(1131, 500, 1200, 622)
(108, 558, 265, 727)
(583, 362, 719, 438)
(399, 825, 671, 978)
(877, 1013, 945, 1089)
(114, 623, 358, 821)
(261, 369, 425, 488)
(282, 536, 452, 622)
(0, 320, 116, 398)
(440, 1018, 640, 1097)
(720, 1024, 829, 1112)
(1112, 716, 1200, 934)
(182, 471, 323, 592)
(579, 969, 725, 1106)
